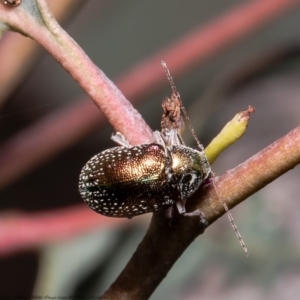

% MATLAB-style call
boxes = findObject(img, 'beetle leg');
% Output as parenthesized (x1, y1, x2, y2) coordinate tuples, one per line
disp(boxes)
(176, 132, 186, 146)
(165, 205, 181, 227)
(164, 205, 173, 220)
(111, 132, 131, 147)
(175, 197, 187, 214)
(167, 129, 185, 146)
(160, 128, 184, 147)
(153, 131, 169, 157)
(198, 151, 211, 181)
(153, 131, 166, 146)
(183, 210, 208, 225)
(176, 198, 208, 228)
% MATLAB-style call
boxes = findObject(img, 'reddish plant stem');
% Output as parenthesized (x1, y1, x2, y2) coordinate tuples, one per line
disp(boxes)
(104, 126, 300, 299)
(196, 126, 300, 221)
(0, 0, 299, 189)
(0, 205, 128, 257)
(0, 100, 101, 189)
(118, 0, 300, 98)
(0, 0, 299, 258)
(0, 0, 154, 145)
(0, 0, 83, 105)
(0, 127, 299, 260)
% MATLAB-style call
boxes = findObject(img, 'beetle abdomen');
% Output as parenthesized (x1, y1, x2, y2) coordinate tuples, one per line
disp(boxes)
(79, 143, 175, 217)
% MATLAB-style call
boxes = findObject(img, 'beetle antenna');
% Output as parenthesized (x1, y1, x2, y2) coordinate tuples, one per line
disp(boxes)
(161, 61, 205, 152)
(212, 179, 248, 256)
(161, 61, 248, 256)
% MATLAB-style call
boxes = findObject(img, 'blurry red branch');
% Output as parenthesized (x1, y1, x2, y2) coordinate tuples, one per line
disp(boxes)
(0, 0, 298, 189)
(0, 0, 84, 105)
(0, 0, 299, 259)
(0, 205, 128, 257)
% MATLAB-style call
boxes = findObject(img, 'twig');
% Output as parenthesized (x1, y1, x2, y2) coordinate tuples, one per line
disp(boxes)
(104, 125, 300, 299)
(0, 205, 128, 256)
(0, 0, 154, 145)
(0, 2, 299, 295)
(0, 0, 299, 188)
(0, 0, 84, 105)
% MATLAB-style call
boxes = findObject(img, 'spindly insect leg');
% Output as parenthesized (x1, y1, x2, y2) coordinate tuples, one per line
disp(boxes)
(111, 132, 132, 147)
(176, 198, 208, 227)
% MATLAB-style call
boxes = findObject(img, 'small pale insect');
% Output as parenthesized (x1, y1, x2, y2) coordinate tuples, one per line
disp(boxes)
(79, 131, 211, 220)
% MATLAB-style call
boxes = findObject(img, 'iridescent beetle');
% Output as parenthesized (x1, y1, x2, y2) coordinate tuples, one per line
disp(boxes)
(79, 62, 249, 255)
(79, 130, 211, 220)
(79, 62, 211, 222)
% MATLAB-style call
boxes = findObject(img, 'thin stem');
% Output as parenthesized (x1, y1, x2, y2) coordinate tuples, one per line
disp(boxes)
(0, 205, 128, 257)
(104, 125, 300, 299)
(0, 0, 154, 145)
(0, 0, 298, 189)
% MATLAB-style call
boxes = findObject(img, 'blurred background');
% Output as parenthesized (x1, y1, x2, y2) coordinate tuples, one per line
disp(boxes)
(1, 0, 300, 299)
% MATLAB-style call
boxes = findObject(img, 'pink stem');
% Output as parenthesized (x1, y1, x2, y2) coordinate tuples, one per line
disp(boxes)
(0, 0, 299, 257)
(0, 205, 127, 257)
(0, 0, 298, 189)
